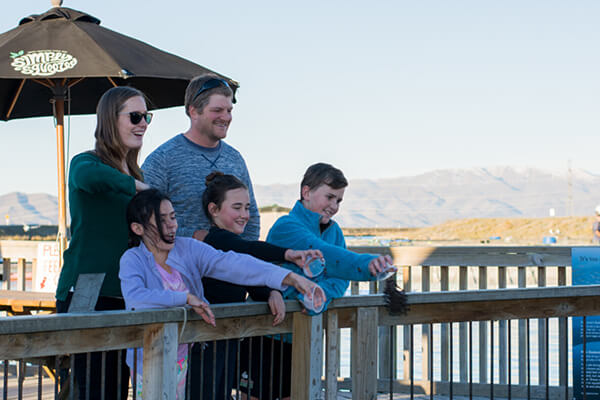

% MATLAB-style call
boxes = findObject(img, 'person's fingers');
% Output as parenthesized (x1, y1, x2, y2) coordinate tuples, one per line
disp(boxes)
(193, 304, 215, 327)
(298, 252, 306, 266)
(369, 258, 383, 274)
(369, 263, 378, 276)
(273, 309, 284, 326)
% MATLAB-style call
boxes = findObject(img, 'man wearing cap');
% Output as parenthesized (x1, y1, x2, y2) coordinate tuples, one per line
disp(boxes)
(142, 75, 260, 399)
(142, 74, 260, 241)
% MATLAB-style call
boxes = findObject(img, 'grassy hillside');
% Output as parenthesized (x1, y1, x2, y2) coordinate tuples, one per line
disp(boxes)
(343, 216, 596, 244)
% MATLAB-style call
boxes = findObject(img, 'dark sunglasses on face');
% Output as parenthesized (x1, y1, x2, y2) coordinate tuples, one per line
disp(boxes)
(192, 78, 232, 103)
(121, 111, 153, 125)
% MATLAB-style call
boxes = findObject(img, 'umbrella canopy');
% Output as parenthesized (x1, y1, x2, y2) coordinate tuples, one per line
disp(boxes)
(0, 5, 238, 259)
(0, 6, 238, 119)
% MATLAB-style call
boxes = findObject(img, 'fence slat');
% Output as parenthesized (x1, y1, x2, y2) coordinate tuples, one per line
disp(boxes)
(537, 266, 547, 386)
(326, 309, 339, 400)
(1, 259, 9, 291)
(440, 265, 449, 382)
(558, 266, 568, 388)
(352, 307, 378, 400)
(459, 266, 468, 382)
(421, 266, 430, 383)
(291, 312, 323, 400)
(403, 265, 411, 381)
(142, 323, 178, 400)
(479, 266, 488, 383)
(498, 266, 507, 385)
(518, 266, 526, 384)
(378, 273, 394, 382)
(17, 259, 26, 291)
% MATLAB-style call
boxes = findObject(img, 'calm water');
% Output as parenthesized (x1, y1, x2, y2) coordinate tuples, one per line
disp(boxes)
(337, 285, 573, 386)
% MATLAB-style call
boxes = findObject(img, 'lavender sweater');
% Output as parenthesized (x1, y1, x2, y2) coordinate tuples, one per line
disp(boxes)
(119, 237, 290, 311)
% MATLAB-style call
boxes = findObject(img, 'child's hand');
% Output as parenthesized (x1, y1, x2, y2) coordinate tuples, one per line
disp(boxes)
(282, 273, 327, 312)
(187, 293, 216, 327)
(368, 255, 394, 276)
(268, 290, 286, 326)
(284, 249, 324, 268)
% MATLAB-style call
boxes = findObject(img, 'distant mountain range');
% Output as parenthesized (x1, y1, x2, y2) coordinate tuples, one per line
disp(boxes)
(2, 166, 599, 228)
(253, 166, 600, 227)
(0, 192, 58, 226)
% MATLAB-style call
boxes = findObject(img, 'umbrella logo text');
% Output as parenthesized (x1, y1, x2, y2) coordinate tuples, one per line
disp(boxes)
(10, 50, 78, 77)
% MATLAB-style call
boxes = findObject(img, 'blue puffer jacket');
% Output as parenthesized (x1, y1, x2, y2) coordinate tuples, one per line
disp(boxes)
(267, 200, 377, 314)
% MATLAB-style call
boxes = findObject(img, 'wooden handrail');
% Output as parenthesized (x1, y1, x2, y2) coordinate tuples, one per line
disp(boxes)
(349, 245, 575, 266)
(2, 285, 599, 335)
(0, 284, 597, 399)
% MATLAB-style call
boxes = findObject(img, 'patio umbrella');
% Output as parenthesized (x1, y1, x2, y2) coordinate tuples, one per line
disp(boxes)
(0, 2, 238, 257)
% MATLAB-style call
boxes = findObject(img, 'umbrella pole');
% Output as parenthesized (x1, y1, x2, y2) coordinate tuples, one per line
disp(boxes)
(54, 98, 68, 266)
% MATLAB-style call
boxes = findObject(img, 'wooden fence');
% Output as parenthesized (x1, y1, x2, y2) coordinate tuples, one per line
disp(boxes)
(347, 245, 578, 398)
(0, 245, 597, 399)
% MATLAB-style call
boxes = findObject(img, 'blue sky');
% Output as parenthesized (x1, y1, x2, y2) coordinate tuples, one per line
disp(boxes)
(1, 1, 599, 196)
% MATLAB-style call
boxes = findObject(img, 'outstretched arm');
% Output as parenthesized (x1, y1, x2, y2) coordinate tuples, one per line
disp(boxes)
(268, 219, 378, 281)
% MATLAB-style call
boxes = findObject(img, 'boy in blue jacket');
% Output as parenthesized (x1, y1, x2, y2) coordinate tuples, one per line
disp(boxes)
(267, 162, 393, 312)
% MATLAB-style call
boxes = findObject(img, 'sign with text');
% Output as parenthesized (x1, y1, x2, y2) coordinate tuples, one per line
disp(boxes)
(34, 242, 60, 293)
(572, 247, 600, 400)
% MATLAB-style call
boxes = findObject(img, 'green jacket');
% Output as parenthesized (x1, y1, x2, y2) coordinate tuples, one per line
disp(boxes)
(55, 152, 136, 301)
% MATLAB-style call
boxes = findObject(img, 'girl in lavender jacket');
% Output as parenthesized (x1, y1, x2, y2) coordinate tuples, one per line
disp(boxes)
(119, 189, 323, 399)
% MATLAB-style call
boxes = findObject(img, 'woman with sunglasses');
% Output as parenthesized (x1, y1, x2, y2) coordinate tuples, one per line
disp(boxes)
(55, 86, 152, 400)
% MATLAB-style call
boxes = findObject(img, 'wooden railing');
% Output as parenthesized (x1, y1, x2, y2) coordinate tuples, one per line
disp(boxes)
(348, 244, 576, 397)
(1, 285, 599, 399)
(0, 245, 597, 399)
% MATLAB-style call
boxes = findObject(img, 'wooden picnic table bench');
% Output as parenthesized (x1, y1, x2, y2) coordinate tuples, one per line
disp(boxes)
(0, 290, 55, 315)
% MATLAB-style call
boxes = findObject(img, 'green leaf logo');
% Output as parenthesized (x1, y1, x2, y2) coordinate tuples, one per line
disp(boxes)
(9, 50, 24, 59)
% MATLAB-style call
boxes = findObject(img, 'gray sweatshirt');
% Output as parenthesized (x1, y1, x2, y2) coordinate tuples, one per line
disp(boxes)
(142, 134, 260, 240)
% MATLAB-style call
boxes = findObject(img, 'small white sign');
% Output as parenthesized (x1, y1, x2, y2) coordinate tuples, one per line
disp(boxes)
(34, 242, 60, 292)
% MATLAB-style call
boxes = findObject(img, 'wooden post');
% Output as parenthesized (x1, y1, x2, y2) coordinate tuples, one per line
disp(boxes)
(378, 272, 394, 383)
(350, 280, 358, 376)
(326, 310, 339, 400)
(498, 266, 508, 384)
(479, 266, 488, 383)
(2, 258, 10, 290)
(31, 259, 37, 292)
(369, 280, 377, 294)
(459, 266, 468, 382)
(17, 258, 26, 291)
(403, 265, 411, 381)
(291, 312, 323, 400)
(440, 265, 449, 381)
(142, 323, 178, 399)
(352, 307, 378, 400)
(558, 266, 568, 388)
(54, 96, 68, 268)
(537, 266, 547, 386)
(518, 266, 526, 385)
(421, 266, 430, 382)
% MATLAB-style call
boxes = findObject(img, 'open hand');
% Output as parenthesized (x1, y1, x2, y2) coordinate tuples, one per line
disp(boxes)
(268, 290, 286, 326)
(368, 255, 394, 276)
(282, 272, 327, 311)
(284, 249, 323, 268)
(187, 293, 216, 327)
(135, 180, 150, 193)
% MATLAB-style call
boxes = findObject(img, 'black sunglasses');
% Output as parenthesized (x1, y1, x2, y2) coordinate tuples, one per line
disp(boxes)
(121, 111, 153, 125)
(192, 78, 232, 103)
